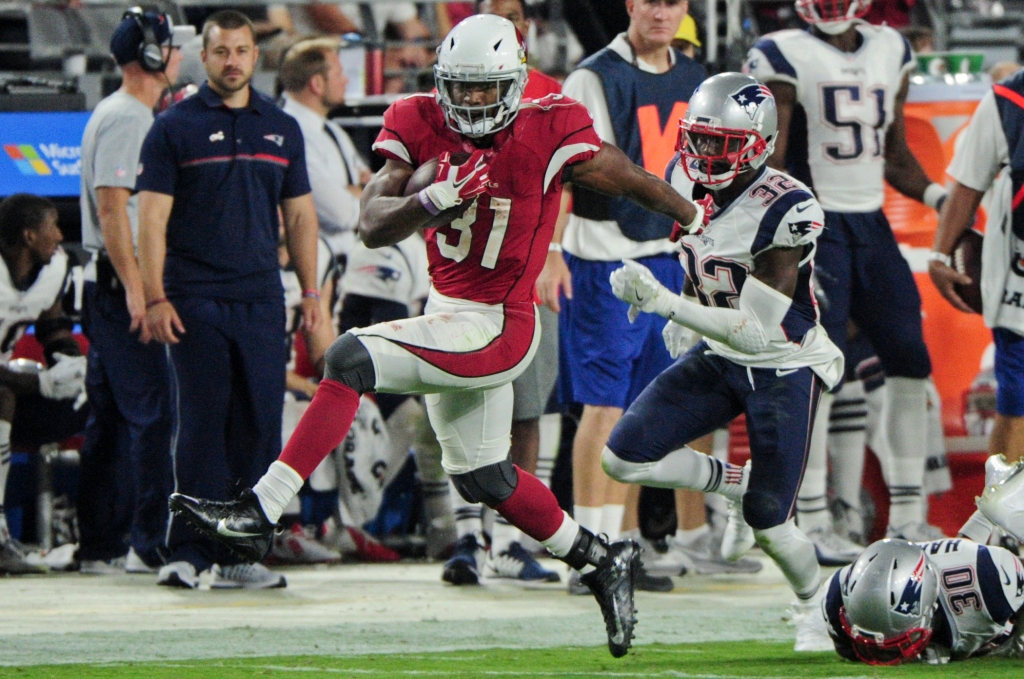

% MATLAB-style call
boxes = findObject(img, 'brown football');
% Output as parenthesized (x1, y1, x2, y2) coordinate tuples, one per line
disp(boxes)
(952, 228, 983, 314)
(403, 153, 473, 228)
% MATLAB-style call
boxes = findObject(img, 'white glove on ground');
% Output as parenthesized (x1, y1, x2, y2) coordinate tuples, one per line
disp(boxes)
(38, 353, 87, 404)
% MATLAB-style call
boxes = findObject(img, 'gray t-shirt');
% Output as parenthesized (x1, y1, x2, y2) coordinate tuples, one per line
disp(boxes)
(79, 90, 154, 254)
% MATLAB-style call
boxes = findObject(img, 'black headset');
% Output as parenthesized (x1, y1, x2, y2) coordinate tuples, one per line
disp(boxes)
(123, 7, 166, 73)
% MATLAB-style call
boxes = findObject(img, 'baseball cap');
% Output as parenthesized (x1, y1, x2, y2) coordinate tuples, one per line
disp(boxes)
(109, 11, 197, 66)
(674, 14, 702, 48)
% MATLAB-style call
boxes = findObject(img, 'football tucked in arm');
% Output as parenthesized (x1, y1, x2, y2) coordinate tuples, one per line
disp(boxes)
(952, 229, 983, 314)
(402, 154, 474, 229)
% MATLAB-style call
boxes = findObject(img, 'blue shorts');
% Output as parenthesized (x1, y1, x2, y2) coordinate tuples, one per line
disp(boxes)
(606, 342, 824, 530)
(558, 253, 683, 409)
(994, 328, 1024, 416)
(815, 210, 931, 384)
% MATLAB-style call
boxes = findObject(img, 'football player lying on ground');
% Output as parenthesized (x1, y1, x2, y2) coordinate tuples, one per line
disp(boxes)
(600, 72, 845, 645)
(169, 15, 705, 658)
(811, 454, 1024, 664)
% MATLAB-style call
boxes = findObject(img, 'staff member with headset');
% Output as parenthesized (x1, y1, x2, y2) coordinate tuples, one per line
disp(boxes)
(77, 8, 194, 575)
(137, 10, 321, 590)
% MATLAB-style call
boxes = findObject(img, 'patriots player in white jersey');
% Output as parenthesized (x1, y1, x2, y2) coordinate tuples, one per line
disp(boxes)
(0, 194, 88, 574)
(816, 455, 1024, 664)
(744, 0, 948, 552)
(601, 73, 843, 623)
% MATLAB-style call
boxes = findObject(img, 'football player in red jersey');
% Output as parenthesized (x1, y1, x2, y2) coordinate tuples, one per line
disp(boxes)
(170, 15, 703, 658)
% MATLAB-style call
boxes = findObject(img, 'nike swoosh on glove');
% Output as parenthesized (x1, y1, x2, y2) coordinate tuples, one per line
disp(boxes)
(609, 260, 676, 321)
(38, 352, 87, 402)
(421, 150, 490, 215)
(669, 194, 714, 242)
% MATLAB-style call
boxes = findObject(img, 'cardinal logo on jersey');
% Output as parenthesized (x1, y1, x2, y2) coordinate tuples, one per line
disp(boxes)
(731, 84, 774, 122)
(894, 554, 927, 616)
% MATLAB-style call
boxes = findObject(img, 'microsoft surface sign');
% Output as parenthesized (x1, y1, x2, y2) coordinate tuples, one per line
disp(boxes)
(0, 112, 91, 197)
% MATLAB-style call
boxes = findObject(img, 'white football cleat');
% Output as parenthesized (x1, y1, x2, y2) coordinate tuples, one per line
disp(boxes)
(886, 521, 946, 543)
(210, 562, 286, 589)
(978, 459, 1024, 542)
(721, 501, 755, 562)
(792, 598, 833, 652)
(986, 454, 1018, 487)
(806, 526, 863, 567)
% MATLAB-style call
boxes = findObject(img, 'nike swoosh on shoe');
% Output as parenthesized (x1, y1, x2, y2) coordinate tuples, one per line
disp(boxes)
(217, 519, 262, 538)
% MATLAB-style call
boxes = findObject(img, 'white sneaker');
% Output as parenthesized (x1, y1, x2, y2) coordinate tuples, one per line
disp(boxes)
(211, 562, 287, 589)
(79, 555, 127, 575)
(125, 548, 158, 574)
(886, 521, 946, 543)
(0, 540, 47, 574)
(978, 460, 1024, 542)
(674, 531, 762, 574)
(792, 599, 833, 652)
(806, 526, 863, 566)
(272, 524, 342, 564)
(157, 561, 199, 589)
(721, 499, 755, 561)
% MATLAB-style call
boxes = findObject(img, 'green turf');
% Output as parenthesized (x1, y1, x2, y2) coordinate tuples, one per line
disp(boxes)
(0, 641, 1019, 678)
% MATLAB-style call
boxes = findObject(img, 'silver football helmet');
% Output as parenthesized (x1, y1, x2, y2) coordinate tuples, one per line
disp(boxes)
(839, 539, 939, 665)
(677, 72, 777, 190)
(435, 15, 529, 138)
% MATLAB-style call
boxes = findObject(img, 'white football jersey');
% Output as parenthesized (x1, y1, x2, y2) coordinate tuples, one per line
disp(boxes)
(744, 25, 915, 213)
(0, 248, 69, 361)
(825, 539, 1024, 660)
(669, 161, 843, 388)
(281, 237, 337, 339)
(341, 233, 430, 307)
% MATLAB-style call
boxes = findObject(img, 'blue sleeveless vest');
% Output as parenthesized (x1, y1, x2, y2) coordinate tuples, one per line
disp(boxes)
(571, 43, 705, 242)
(994, 70, 1024, 240)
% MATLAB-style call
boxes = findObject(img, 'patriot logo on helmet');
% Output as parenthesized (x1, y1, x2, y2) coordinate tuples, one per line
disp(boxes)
(731, 83, 774, 122)
(894, 554, 927, 616)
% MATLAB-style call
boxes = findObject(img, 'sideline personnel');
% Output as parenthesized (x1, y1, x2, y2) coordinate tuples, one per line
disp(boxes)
(77, 8, 193, 576)
(137, 10, 321, 589)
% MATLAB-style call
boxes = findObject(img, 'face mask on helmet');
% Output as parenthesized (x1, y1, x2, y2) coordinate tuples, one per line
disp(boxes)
(677, 118, 769, 190)
(795, 0, 872, 29)
(839, 607, 933, 665)
(436, 74, 524, 138)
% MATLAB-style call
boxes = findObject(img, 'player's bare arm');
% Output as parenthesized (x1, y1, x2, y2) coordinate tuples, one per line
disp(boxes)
(883, 74, 934, 204)
(566, 142, 700, 227)
(137, 190, 185, 344)
(929, 182, 985, 313)
(281, 193, 324, 333)
(764, 81, 796, 171)
(751, 245, 804, 298)
(536, 187, 573, 313)
(357, 159, 421, 248)
(96, 186, 150, 342)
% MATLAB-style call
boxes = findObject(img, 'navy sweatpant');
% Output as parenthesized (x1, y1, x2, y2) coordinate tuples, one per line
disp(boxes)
(165, 297, 286, 570)
(607, 342, 823, 530)
(78, 281, 171, 564)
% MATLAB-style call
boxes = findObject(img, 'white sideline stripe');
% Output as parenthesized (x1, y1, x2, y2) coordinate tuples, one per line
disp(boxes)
(543, 143, 600, 193)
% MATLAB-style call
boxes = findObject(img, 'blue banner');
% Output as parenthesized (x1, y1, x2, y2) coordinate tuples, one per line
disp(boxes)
(0, 112, 91, 197)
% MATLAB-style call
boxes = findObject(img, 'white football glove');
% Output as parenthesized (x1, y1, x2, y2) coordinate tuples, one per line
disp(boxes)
(662, 320, 697, 359)
(609, 259, 676, 322)
(38, 353, 87, 407)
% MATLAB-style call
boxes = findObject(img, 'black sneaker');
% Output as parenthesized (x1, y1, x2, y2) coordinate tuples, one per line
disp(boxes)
(580, 539, 641, 658)
(169, 489, 275, 563)
(441, 534, 483, 586)
(636, 564, 674, 592)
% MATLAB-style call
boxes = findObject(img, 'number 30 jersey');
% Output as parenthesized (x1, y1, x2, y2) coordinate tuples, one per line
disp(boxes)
(669, 161, 843, 388)
(824, 539, 1024, 661)
(744, 25, 915, 213)
(373, 93, 601, 307)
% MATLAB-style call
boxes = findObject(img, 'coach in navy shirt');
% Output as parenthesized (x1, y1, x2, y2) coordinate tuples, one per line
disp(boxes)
(137, 10, 322, 589)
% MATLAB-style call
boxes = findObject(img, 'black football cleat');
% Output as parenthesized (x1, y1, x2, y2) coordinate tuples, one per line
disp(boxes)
(169, 489, 275, 563)
(580, 538, 641, 658)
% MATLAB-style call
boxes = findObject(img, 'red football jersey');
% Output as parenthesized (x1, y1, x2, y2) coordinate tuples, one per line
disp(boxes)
(523, 68, 562, 100)
(372, 93, 600, 307)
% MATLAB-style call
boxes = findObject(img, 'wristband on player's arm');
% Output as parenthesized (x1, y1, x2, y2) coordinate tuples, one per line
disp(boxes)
(923, 183, 947, 211)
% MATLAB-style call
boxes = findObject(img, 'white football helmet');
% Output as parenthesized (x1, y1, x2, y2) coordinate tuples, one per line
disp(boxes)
(435, 15, 529, 138)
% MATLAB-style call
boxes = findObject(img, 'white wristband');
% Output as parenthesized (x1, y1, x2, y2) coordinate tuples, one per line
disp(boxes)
(548, 243, 563, 253)
(927, 251, 952, 267)
(923, 183, 947, 210)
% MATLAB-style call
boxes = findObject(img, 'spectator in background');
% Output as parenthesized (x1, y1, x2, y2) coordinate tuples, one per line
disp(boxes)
(671, 13, 701, 59)
(900, 26, 934, 54)
(550, 0, 707, 594)
(280, 37, 371, 263)
(76, 10, 193, 576)
(136, 10, 322, 590)
(862, 0, 915, 28)
(0, 195, 88, 574)
(930, 66, 1024, 463)
(477, 0, 562, 98)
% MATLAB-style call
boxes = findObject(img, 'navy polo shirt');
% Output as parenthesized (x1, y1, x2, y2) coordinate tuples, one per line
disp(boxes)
(137, 83, 311, 301)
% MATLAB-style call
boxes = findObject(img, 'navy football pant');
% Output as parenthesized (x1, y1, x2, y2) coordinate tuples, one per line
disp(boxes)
(165, 297, 286, 570)
(814, 210, 931, 383)
(78, 281, 171, 564)
(606, 342, 823, 529)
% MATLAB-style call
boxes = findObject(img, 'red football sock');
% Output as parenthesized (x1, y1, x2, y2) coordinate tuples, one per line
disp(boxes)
(496, 466, 565, 542)
(279, 379, 360, 479)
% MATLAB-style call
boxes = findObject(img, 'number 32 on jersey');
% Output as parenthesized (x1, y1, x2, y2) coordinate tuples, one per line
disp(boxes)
(434, 196, 511, 270)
